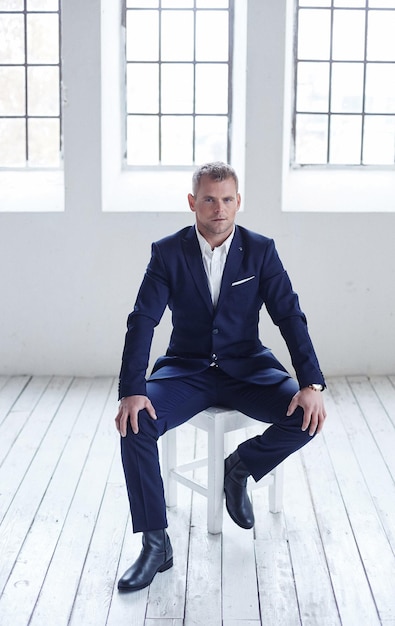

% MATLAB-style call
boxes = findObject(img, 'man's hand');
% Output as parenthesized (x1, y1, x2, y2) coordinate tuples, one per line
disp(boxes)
(115, 395, 157, 437)
(287, 387, 327, 436)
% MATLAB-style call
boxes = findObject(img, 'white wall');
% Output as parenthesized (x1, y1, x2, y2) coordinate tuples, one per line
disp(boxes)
(0, 0, 394, 379)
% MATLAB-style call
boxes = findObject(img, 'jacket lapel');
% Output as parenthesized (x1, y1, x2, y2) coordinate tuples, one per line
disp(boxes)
(181, 226, 213, 313)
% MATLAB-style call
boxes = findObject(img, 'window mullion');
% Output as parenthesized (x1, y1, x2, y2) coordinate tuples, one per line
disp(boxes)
(360, 0, 369, 165)
(24, 0, 28, 164)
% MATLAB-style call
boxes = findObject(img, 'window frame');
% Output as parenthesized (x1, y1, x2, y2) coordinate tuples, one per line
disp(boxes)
(0, 0, 63, 212)
(280, 0, 395, 212)
(101, 0, 246, 212)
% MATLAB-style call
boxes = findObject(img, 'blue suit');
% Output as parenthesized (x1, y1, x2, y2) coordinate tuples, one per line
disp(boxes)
(119, 225, 325, 532)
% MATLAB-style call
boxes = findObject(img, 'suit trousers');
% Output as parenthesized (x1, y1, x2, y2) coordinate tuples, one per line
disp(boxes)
(120, 367, 313, 533)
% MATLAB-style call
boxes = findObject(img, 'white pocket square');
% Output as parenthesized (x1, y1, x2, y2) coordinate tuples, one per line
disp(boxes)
(231, 276, 255, 286)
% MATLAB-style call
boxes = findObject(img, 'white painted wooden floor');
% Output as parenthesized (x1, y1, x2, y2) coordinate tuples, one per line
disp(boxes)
(1, 375, 395, 626)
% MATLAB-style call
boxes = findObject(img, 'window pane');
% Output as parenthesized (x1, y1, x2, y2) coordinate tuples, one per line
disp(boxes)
(369, 0, 395, 7)
(161, 10, 194, 61)
(331, 63, 364, 112)
(0, 0, 23, 9)
(28, 118, 59, 166)
(161, 64, 193, 113)
(196, 0, 229, 7)
(296, 62, 329, 112)
(27, 0, 59, 10)
(299, 1, 330, 6)
(295, 113, 328, 163)
(297, 9, 331, 60)
(127, 0, 158, 6)
(196, 11, 228, 62)
(127, 116, 159, 164)
(0, 14, 24, 63)
(365, 64, 395, 112)
(0, 118, 25, 166)
(330, 115, 362, 163)
(195, 64, 228, 114)
(127, 64, 159, 113)
(367, 11, 395, 60)
(0, 67, 25, 115)
(332, 10, 365, 60)
(195, 116, 228, 163)
(28, 66, 59, 116)
(161, 0, 193, 7)
(334, 0, 365, 6)
(161, 116, 193, 164)
(363, 115, 395, 164)
(27, 14, 59, 64)
(126, 11, 159, 61)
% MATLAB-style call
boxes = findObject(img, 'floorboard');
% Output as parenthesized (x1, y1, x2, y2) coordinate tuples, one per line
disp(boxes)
(1, 375, 395, 625)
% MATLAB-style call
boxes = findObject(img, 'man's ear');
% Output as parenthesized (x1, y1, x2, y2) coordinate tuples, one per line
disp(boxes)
(236, 193, 241, 211)
(188, 193, 195, 212)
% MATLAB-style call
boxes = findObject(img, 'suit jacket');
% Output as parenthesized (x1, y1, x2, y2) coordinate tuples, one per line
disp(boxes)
(118, 225, 325, 399)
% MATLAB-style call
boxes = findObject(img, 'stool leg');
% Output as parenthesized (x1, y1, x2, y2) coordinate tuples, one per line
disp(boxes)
(162, 430, 178, 508)
(268, 463, 284, 513)
(207, 415, 225, 534)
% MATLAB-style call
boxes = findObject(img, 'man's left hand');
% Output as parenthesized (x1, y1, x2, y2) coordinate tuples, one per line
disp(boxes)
(287, 387, 327, 436)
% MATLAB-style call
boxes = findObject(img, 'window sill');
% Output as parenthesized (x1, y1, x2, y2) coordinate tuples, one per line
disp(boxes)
(0, 171, 64, 213)
(282, 167, 395, 213)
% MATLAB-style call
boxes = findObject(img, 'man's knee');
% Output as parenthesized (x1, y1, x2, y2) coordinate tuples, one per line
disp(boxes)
(122, 408, 161, 443)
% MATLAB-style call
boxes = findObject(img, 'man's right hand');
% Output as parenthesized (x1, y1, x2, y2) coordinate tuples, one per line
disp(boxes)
(115, 395, 157, 437)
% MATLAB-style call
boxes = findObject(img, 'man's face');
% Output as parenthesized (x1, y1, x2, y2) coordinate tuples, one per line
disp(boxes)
(188, 175, 241, 247)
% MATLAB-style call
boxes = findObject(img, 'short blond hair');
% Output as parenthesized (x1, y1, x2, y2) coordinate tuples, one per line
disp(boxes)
(192, 162, 239, 195)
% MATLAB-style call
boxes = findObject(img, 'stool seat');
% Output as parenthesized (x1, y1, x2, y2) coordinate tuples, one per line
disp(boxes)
(161, 406, 284, 534)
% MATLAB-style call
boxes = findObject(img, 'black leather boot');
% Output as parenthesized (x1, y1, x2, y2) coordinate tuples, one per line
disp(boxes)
(117, 529, 173, 592)
(224, 450, 255, 529)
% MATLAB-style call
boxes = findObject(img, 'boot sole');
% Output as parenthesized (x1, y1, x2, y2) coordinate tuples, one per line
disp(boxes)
(158, 556, 173, 572)
(118, 557, 174, 593)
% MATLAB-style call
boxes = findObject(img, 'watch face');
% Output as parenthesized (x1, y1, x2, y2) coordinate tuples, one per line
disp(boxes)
(310, 384, 324, 391)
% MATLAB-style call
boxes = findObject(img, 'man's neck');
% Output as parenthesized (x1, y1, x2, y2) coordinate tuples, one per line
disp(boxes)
(196, 225, 235, 250)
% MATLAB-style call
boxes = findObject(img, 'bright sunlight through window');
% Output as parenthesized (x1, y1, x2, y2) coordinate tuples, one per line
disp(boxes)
(294, 0, 395, 166)
(0, 0, 61, 169)
(125, 0, 233, 167)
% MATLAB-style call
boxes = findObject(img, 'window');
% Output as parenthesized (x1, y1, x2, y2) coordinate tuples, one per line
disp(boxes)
(293, 0, 395, 166)
(100, 0, 245, 211)
(0, 0, 61, 169)
(124, 0, 233, 167)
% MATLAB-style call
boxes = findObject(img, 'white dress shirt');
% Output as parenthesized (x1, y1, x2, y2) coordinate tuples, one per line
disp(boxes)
(195, 226, 235, 307)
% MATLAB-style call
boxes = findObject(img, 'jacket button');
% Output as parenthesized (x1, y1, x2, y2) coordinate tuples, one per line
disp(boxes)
(212, 328, 219, 335)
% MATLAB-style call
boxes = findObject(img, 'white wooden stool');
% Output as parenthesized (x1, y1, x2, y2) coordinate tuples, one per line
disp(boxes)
(161, 406, 284, 534)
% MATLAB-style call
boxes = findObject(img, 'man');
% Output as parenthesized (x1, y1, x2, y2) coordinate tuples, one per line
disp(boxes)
(115, 162, 326, 592)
